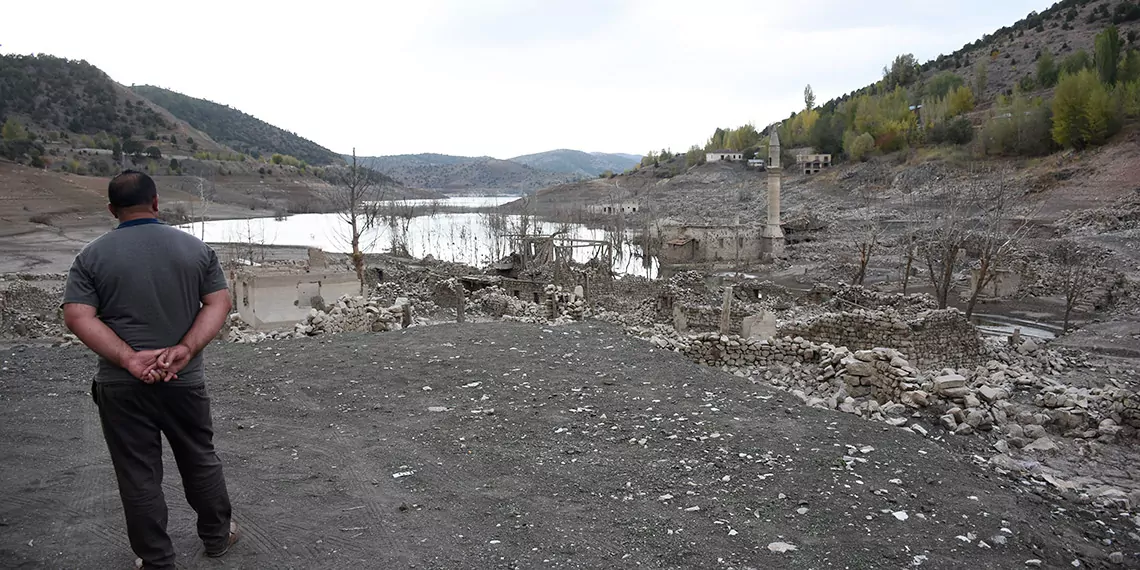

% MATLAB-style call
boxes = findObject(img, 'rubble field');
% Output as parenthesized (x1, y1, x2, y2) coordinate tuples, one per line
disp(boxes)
(2, 322, 1138, 569)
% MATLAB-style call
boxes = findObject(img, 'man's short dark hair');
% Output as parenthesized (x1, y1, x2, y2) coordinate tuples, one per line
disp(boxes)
(108, 170, 157, 209)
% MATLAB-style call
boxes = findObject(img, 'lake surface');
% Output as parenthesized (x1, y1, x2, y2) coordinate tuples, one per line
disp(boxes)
(179, 197, 657, 278)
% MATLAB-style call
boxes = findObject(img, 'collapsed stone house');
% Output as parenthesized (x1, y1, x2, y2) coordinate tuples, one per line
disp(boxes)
(655, 223, 771, 266)
(229, 248, 359, 330)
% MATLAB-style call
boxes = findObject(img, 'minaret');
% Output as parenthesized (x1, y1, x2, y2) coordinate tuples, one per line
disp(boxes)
(761, 126, 785, 258)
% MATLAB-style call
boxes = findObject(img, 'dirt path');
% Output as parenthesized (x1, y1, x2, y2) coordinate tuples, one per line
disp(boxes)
(1, 323, 1136, 569)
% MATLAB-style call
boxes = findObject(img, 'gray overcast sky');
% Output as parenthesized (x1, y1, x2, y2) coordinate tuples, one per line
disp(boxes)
(3, 0, 1052, 159)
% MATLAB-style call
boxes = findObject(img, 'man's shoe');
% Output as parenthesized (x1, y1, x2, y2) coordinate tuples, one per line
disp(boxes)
(205, 521, 241, 558)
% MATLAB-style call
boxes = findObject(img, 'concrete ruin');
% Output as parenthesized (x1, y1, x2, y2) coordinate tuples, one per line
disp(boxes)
(231, 268, 360, 330)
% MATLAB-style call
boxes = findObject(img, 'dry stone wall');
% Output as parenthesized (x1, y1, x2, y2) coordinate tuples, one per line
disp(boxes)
(779, 308, 985, 369)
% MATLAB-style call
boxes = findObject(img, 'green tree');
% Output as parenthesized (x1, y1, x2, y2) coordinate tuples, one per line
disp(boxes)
(1036, 51, 1059, 87)
(947, 85, 976, 115)
(1119, 50, 1140, 83)
(804, 84, 816, 110)
(925, 71, 964, 99)
(1052, 68, 1117, 148)
(1061, 49, 1092, 75)
(1, 117, 29, 141)
(169, 158, 180, 171)
(684, 145, 705, 168)
(883, 54, 920, 89)
(112, 140, 123, 163)
(847, 132, 876, 161)
(170, 134, 178, 145)
(1095, 25, 1123, 84)
(145, 146, 162, 159)
(809, 113, 844, 156)
(974, 60, 988, 99)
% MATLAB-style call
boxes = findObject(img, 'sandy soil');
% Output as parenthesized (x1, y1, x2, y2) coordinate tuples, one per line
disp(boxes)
(2, 322, 1136, 569)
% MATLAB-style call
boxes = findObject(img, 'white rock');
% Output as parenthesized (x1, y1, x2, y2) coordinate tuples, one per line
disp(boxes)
(893, 511, 908, 521)
(767, 542, 797, 553)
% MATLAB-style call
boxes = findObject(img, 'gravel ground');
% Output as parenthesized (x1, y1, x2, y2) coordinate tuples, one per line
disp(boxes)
(1, 322, 1137, 569)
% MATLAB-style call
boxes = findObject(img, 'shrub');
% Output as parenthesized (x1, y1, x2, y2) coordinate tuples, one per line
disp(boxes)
(1060, 50, 1092, 75)
(145, 146, 162, 159)
(848, 132, 875, 161)
(1037, 51, 1059, 87)
(929, 116, 974, 145)
(28, 213, 53, 225)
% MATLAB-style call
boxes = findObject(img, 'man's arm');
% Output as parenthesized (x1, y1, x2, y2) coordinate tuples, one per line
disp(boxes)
(157, 289, 231, 375)
(63, 303, 133, 367)
(63, 304, 163, 382)
(179, 289, 232, 357)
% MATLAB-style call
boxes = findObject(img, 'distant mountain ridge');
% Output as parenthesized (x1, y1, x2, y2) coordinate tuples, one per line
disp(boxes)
(131, 85, 342, 165)
(354, 152, 583, 193)
(508, 149, 641, 177)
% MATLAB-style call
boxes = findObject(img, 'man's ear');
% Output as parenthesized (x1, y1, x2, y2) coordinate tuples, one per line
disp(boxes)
(152, 195, 159, 212)
(107, 203, 116, 218)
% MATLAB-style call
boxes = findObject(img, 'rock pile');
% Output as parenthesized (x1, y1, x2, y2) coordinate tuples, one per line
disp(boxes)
(838, 348, 922, 404)
(0, 280, 64, 340)
(469, 287, 544, 320)
(225, 295, 409, 343)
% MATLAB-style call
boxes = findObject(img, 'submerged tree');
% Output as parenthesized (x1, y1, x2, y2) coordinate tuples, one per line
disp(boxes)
(323, 148, 387, 292)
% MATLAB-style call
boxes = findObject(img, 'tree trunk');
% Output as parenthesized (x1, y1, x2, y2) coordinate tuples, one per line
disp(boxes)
(1063, 303, 1072, 332)
(965, 258, 989, 320)
(351, 217, 363, 295)
(902, 247, 914, 295)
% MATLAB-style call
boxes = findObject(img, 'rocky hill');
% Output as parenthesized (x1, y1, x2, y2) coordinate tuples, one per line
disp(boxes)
(508, 149, 641, 177)
(355, 153, 584, 193)
(912, 0, 1140, 102)
(131, 85, 342, 166)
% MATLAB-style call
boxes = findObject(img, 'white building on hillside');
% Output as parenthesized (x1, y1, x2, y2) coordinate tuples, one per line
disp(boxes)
(706, 149, 743, 162)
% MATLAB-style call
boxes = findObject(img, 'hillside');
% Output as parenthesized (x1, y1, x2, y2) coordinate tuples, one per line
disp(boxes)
(912, 0, 1140, 102)
(356, 153, 583, 193)
(131, 85, 342, 166)
(508, 149, 641, 176)
(0, 54, 230, 157)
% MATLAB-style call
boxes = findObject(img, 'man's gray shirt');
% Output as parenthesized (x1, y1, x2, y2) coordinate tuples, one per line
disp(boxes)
(63, 220, 228, 385)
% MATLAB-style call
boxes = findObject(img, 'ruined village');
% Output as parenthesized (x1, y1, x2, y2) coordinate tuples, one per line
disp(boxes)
(4, 122, 1140, 568)
(5, 1, 1140, 568)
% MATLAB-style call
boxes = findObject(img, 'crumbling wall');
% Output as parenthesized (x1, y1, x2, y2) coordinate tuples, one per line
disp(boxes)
(778, 308, 984, 369)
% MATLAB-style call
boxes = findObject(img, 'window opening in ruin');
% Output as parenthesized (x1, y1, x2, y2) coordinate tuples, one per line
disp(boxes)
(533, 292, 541, 303)
(513, 290, 521, 298)
(241, 283, 249, 307)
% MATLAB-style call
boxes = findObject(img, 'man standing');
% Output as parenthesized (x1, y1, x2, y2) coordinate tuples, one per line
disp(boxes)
(62, 170, 239, 569)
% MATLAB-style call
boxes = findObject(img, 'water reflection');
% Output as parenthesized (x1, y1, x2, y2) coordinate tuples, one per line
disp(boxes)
(178, 198, 657, 278)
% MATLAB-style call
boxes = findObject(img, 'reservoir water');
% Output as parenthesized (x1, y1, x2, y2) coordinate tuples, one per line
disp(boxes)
(178, 197, 657, 278)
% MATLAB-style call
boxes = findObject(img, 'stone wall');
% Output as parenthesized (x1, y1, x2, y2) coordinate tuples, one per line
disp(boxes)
(779, 308, 985, 369)
(676, 333, 823, 368)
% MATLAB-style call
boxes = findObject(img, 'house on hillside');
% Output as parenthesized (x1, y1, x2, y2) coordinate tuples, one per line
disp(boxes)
(706, 149, 743, 162)
(795, 154, 831, 175)
(587, 201, 639, 216)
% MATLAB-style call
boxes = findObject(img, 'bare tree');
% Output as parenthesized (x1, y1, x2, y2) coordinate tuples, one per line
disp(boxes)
(1051, 240, 1098, 331)
(850, 190, 884, 286)
(917, 188, 970, 310)
(322, 149, 387, 293)
(962, 177, 1032, 320)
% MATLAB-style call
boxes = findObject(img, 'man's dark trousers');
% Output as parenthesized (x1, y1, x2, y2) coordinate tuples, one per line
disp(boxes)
(94, 381, 232, 569)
